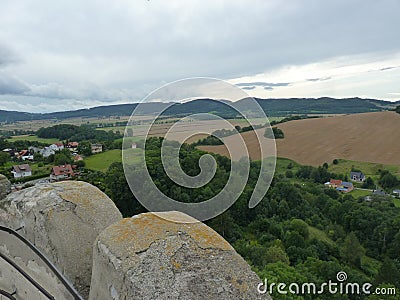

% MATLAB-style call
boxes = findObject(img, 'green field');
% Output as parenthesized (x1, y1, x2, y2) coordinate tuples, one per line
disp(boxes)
(274, 157, 301, 174)
(7, 135, 60, 144)
(85, 148, 144, 172)
(393, 198, 400, 208)
(85, 150, 122, 172)
(350, 189, 372, 198)
(328, 159, 400, 178)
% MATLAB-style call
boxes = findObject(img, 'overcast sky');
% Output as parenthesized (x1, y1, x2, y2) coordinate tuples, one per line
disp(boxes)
(0, 0, 399, 112)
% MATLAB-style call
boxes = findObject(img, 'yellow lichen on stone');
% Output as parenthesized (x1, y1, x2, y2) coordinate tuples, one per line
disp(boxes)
(230, 277, 249, 293)
(100, 212, 233, 259)
(55, 181, 108, 211)
(171, 259, 181, 270)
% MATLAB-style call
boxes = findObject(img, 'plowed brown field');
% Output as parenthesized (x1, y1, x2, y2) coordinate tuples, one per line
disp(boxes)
(199, 111, 400, 166)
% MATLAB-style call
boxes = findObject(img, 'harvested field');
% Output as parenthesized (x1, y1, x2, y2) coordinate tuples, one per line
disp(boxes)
(199, 111, 400, 166)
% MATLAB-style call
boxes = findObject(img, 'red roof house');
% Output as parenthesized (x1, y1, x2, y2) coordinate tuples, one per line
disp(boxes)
(50, 164, 75, 182)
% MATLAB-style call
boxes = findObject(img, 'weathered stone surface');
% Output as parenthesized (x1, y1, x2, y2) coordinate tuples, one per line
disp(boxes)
(0, 174, 11, 200)
(89, 211, 270, 300)
(0, 229, 75, 300)
(0, 181, 123, 299)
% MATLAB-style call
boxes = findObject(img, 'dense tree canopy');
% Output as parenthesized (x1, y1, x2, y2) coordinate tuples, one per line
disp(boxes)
(79, 137, 400, 299)
(36, 124, 121, 142)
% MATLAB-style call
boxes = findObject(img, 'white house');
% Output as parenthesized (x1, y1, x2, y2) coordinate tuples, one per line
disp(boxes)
(91, 143, 103, 154)
(11, 164, 32, 178)
(49, 143, 64, 151)
(40, 147, 55, 158)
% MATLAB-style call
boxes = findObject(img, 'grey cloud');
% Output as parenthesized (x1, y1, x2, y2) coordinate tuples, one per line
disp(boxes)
(241, 86, 256, 90)
(236, 82, 290, 87)
(380, 66, 397, 71)
(307, 77, 332, 82)
(0, 72, 30, 95)
(236, 81, 290, 91)
(0, 0, 399, 111)
(0, 43, 18, 67)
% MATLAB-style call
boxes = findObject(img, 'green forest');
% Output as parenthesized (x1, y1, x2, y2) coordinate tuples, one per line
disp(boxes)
(36, 124, 121, 141)
(81, 137, 400, 300)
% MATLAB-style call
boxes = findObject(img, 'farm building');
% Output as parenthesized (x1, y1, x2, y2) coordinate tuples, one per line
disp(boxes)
(325, 179, 354, 193)
(337, 182, 354, 193)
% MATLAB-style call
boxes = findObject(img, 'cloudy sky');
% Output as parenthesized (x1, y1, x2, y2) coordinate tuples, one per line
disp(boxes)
(0, 0, 399, 112)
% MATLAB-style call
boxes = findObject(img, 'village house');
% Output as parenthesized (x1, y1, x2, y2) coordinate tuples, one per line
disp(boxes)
(11, 164, 32, 178)
(50, 164, 75, 182)
(49, 143, 64, 151)
(325, 179, 354, 193)
(28, 146, 42, 154)
(16, 150, 34, 161)
(40, 147, 55, 158)
(324, 179, 342, 189)
(73, 154, 83, 161)
(66, 142, 79, 152)
(91, 143, 103, 154)
(350, 171, 366, 182)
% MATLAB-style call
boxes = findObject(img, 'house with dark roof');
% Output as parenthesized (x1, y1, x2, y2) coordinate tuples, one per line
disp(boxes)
(350, 171, 366, 182)
(11, 164, 32, 178)
(373, 189, 386, 196)
(50, 164, 75, 182)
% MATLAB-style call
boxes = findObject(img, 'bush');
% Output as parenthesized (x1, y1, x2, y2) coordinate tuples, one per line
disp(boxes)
(285, 170, 294, 178)
(332, 159, 339, 165)
(264, 127, 284, 139)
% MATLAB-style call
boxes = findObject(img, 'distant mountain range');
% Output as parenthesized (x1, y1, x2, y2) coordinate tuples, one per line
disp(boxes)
(0, 97, 398, 122)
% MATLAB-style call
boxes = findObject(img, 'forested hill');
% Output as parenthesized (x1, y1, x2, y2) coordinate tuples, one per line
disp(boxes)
(0, 97, 399, 122)
(240, 97, 400, 116)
